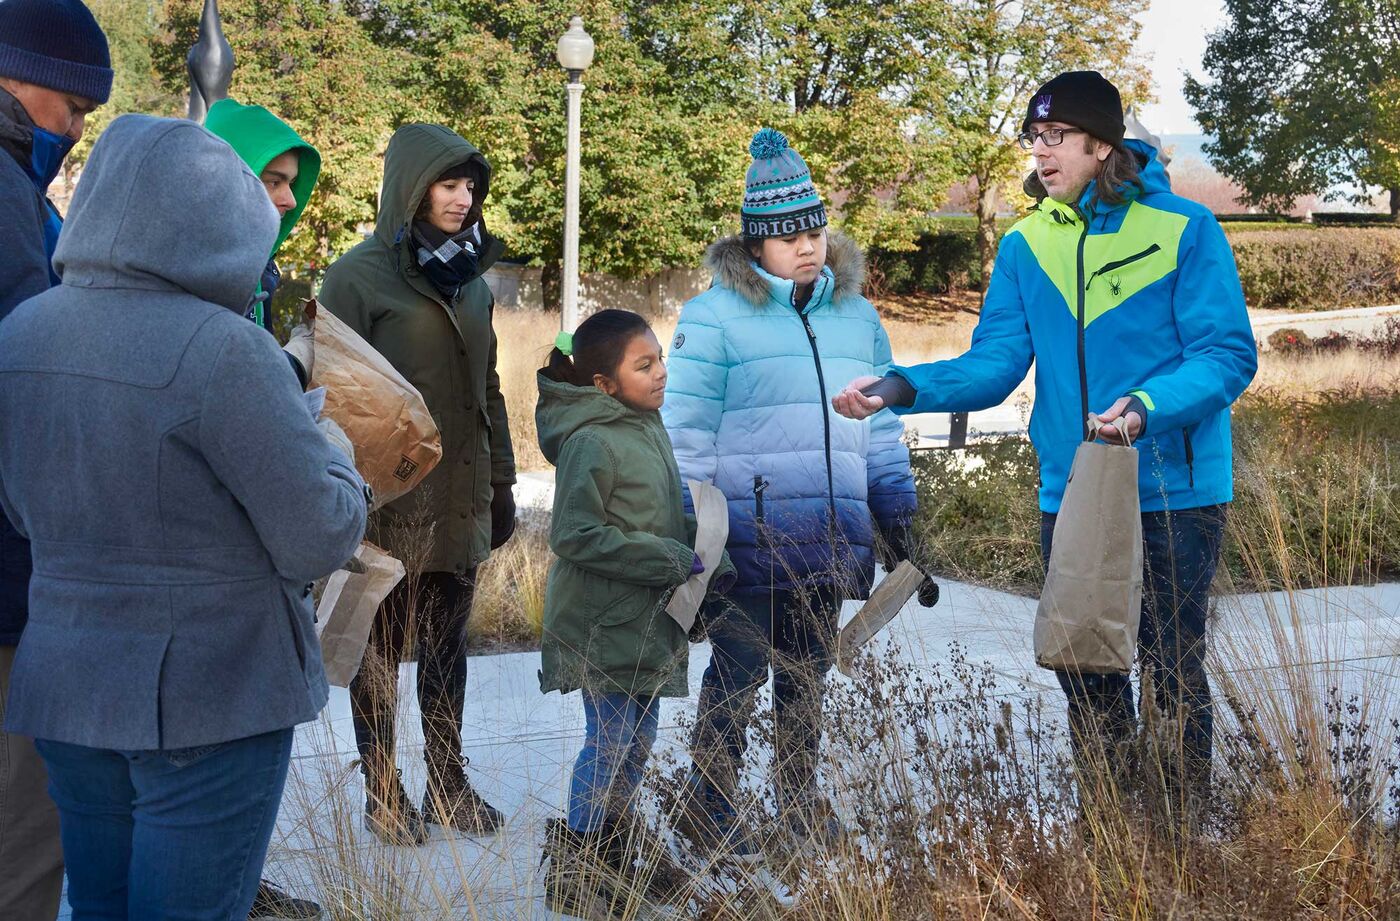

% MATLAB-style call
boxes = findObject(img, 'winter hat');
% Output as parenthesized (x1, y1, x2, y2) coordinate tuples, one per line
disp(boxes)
(0, 0, 112, 104)
(740, 127, 827, 239)
(1022, 71, 1123, 146)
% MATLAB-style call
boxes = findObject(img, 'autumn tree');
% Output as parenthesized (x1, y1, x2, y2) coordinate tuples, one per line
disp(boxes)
(927, 0, 1151, 288)
(1185, 0, 1400, 217)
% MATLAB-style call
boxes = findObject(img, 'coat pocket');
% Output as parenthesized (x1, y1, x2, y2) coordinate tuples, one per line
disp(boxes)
(585, 575, 654, 627)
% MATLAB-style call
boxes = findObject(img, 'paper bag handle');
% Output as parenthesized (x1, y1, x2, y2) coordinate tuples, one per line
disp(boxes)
(1086, 414, 1133, 447)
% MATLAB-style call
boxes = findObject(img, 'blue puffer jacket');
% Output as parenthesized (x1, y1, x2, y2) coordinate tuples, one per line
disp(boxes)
(663, 232, 917, 598)
(889, 141, 1257, 514)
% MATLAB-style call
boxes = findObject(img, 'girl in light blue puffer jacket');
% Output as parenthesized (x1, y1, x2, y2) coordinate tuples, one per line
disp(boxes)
(661, 128, 922, 855)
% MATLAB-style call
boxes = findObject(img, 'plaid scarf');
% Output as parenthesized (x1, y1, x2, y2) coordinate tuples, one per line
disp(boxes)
(412, 220, 481, 300)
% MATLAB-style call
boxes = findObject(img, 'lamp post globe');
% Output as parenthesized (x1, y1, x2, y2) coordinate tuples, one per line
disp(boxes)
(556, 16, 595, 82)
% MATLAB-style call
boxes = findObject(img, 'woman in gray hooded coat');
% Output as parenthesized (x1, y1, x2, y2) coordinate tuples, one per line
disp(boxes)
(0, 114, 368, 920)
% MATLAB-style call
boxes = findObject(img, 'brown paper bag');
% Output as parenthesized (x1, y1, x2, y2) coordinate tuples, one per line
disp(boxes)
(301, 298, 442, 508)
(315, 542, 406, 687)
(1033, 418, 1143, 674)
(837, 561, 923, 678)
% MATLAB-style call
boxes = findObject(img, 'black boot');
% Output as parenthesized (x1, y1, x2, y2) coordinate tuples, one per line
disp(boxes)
(541, 818, 634, 920)
(362, 765, 429, 846)
(248, 880, 322, 920)
(422, 764, 504, 835)
(612, 816, 692, 906)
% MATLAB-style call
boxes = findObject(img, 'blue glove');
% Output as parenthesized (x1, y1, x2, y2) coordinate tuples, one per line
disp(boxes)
(690, 554, 705, 577)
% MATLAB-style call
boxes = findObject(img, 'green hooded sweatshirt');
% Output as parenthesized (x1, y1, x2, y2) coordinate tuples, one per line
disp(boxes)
(536, 371, 734, 699)
(205, 98, 321, 327)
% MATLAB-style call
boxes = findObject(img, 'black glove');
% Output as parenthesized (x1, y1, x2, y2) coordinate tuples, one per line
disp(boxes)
(879, 523, 940, 608)
(490, 485, 516, 550)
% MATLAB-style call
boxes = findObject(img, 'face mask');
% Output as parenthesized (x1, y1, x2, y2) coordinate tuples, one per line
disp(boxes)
(29, 125, 75, 191)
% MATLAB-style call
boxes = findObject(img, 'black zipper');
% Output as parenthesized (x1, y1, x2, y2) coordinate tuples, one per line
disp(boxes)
(1183, 428, 1195, 488)
(795, 282, 838, 532)
(1085, 243, 1161, 290)
(753, 474, 768, 525)
(1073, 207, 1091, 440)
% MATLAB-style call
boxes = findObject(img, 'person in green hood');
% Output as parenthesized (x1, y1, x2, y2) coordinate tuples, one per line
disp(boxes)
(318, 123, 517, 847)
(204, 98, 326, 921)
(205, 98, 321, 387)
(534, 310, 735, 917)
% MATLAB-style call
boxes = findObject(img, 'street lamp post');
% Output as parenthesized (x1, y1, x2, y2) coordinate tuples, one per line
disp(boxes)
(186, 0, 234, 123)
(556, 17, 594, 333)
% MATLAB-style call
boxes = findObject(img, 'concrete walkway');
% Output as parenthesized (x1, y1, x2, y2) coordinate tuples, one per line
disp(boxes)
(57, 575, 1370, 921)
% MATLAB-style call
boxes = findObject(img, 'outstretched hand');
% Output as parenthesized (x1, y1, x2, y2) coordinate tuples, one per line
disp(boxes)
(831, 375, 885, 420)
(1091, 397, 1144, 445)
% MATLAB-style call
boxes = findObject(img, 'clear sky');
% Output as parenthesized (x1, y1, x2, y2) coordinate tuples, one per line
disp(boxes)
(1134, 0, 1227, 136)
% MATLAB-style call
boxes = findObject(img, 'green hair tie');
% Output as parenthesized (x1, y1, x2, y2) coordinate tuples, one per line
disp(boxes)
(555, 330, 574, 356)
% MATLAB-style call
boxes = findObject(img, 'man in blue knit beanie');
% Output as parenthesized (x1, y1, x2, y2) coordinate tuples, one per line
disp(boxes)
(0, 1, 111, 917)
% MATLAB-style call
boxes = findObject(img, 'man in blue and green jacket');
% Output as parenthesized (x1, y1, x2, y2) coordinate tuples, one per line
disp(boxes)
(835, 71, 1258, 802)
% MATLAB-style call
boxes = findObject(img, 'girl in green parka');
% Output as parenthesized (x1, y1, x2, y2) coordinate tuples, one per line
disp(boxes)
(535, 309, 733, 916)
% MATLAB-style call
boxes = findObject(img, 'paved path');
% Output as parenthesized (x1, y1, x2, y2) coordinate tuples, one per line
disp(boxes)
(57, 575, 1393, 920)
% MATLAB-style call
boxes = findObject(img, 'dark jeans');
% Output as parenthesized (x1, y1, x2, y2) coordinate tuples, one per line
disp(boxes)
(36, 728, 293, 921)
(1041, 504, 1226, 794)
(688, 586, 842, 822)
(349, 570, 475, 789)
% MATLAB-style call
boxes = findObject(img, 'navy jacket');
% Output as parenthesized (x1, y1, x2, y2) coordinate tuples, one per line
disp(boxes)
(0, 88, 71, 645)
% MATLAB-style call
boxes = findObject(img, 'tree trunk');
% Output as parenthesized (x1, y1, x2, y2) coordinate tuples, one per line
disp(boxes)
(542, 259, 562, 315)
(1390, 187, 1399, 220)
(975, 172, 999, 300)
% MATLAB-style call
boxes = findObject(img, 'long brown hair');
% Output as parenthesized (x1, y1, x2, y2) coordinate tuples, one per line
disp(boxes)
(1023, 138, 1143, 211)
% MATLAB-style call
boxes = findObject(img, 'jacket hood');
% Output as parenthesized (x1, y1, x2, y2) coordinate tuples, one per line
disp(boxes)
(205, 98, 321, 256)
(1036, 139, 1173, 226)
(704, 230, 866, 309)
(52, 114, 278, 310)
(535, 370, 638, 466)
(376, 124, 496, 257)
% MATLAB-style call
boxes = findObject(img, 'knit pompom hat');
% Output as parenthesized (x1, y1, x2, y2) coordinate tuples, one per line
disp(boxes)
(740, 127, 827, 239)
(0, 0, 112, 104)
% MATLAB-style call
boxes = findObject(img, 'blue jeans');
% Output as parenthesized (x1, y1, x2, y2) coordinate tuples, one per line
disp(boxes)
(1041, 504, 1226, 793)
(568, 691, 660, 833)
(35, 728, 293, 921)
(687, 587, 841, 823)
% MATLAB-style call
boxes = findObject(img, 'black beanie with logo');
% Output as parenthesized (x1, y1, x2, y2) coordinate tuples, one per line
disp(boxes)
(1022, 71, 1124, 145)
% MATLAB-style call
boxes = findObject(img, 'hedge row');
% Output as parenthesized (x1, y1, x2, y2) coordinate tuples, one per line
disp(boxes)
(870, 223, 1400, 310)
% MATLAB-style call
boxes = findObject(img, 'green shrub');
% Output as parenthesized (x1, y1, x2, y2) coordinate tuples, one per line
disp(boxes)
(1311, 211, 1398, 226)
(1215, 213, 1304, 224)
(910, 437, 1043, 594)
(1228, 227, 1400, 310)
(871, 222, 1400, 310)
(869, 229, 991, 296)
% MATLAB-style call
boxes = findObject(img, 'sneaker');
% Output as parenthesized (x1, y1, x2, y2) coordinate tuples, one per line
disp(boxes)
(541, 818, 631, 920)
(422, 769, 503, 835)
(248, 879, 321, 920)
(363, 768, 430, 846)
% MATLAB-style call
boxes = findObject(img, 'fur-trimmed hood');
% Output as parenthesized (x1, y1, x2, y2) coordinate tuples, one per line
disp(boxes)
(704, 230, 867, 308)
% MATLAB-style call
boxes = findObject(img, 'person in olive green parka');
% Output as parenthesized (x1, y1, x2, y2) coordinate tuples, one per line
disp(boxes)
(317, 123, 515, 846)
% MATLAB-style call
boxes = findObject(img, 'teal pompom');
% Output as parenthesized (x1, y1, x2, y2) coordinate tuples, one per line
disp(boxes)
(749, 127, 789, 159)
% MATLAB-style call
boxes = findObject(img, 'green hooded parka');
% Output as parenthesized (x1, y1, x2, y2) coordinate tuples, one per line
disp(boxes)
(318, 124, 514, 573)
(536, 371, 733, 698)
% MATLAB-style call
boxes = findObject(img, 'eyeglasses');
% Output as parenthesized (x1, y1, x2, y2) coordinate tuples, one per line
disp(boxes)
(1017, 127, 1084, 150)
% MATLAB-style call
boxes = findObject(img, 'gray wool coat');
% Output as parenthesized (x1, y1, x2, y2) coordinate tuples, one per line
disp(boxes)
(0, 115, 368, 751)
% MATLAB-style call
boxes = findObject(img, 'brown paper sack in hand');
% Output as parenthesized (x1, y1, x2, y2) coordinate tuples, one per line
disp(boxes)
(316, 542, 406, 687)
(1033, 417, 1143, 674)
(301, 298, 442, 508)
